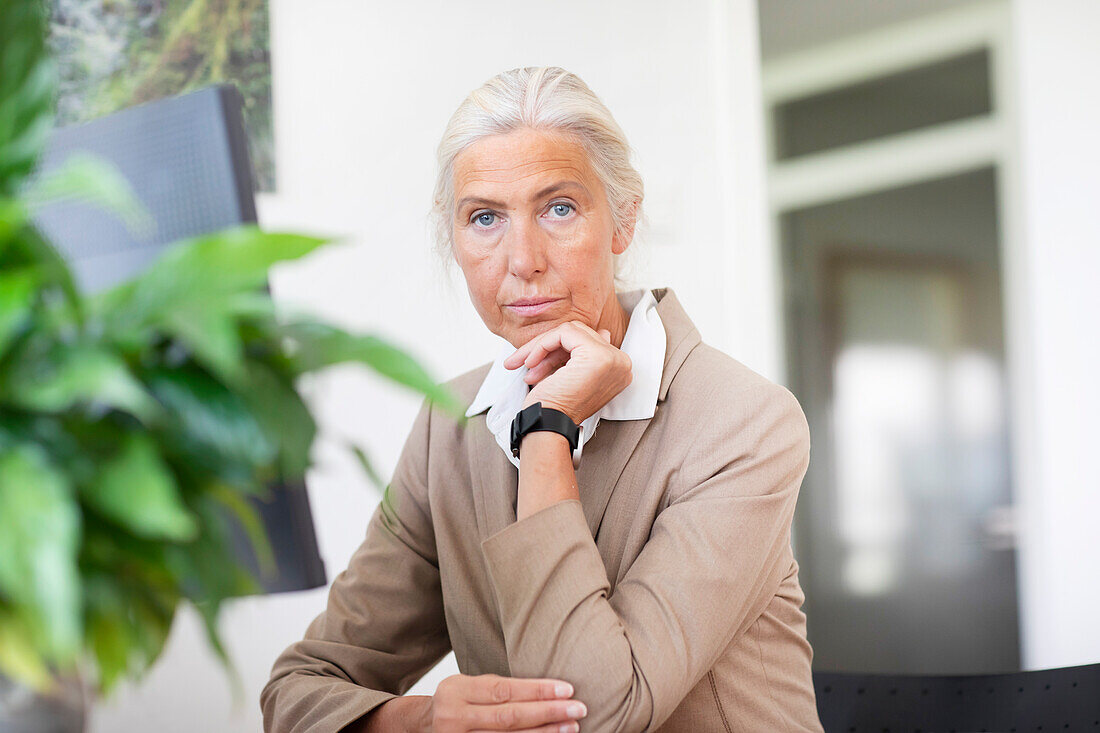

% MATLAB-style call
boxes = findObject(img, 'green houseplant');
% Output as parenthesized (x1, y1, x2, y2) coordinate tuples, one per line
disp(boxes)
(0, 1, 462, 727)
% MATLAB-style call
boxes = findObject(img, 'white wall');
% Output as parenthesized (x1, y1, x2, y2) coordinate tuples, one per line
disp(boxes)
(88, 1, 771, 730)
(1009, 0, 1100, 670)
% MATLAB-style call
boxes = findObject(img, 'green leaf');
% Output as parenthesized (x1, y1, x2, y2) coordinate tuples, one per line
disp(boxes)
(222, 289, 279, 320)
(0, 444, 81, 661)
(282, 321, 466, 418)
(0, 266, 37, 356)
(126, 587, 176, 679)
(0, 223, 80, 310)
(0, 606, 51, 691)
(163, 494, 260, 604)
(83, 572, 178, 695)
(235, 360, 316, 479)
(160, 494, 258, 705)
(194, 597, 243, 702)
(83, 433, 198, 541)
(22, 152, 155, 239)
(206, 480, 275, 580)
(145, 367, 276, 482)
(80, 516, 174, 590)
(161, 304, 245, 386)
(87, 605, 130, 694)
(0, 199, 27, 244)
(0, 0, 56, 196)
(3, 340, 161, 421)
(350, 444, 387, 493)
(90, 226, 333, 342)
(164, 227, 332, 292)
(3, 102, 55, 184)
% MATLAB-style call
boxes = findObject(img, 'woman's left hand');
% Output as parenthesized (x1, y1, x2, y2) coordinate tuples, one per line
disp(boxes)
(504, 320, 633, 424)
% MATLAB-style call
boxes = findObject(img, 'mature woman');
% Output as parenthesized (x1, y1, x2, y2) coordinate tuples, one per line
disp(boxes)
(262, 66, 822, 733)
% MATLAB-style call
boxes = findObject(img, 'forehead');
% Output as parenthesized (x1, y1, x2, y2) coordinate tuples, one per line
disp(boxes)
(452, 128, 598, 197)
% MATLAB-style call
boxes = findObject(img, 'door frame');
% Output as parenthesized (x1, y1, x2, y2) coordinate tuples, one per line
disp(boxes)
(759, 0, 1040, 667)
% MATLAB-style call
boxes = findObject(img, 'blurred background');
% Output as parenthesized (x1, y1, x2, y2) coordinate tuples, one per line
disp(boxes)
(47, 0, 1098, 730)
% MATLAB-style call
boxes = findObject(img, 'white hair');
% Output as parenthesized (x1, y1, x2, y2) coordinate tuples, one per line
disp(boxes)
(428, 66, 646, 284)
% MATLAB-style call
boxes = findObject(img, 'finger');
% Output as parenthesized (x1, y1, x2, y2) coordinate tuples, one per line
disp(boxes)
(523, 342, 568, 375)
(460, 675, 574, 704)
(598, 328, 611, 343)
(504, 324, 568, 369)
(504, 343, 532, 370)
(520, 322, 595, 370)
(465, 700, 588, 731)
(520, 332, 568, 371)
(468, 722, 579, 733)
(504, 327, 564, 370)
(524, 349, 570, 384)
(504, 334, 544, 370)
(567, 319, 603, 339)
(506, 320, 606, 372)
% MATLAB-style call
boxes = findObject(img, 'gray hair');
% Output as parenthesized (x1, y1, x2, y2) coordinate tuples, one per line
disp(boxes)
(428, 66, 645, 283)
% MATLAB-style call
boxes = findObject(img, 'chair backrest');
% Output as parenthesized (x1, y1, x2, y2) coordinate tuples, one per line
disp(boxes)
(813, 663, 1100, 732)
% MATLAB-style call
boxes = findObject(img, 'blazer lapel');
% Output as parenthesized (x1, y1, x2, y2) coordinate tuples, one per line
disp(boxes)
(470, 287, 702, 542)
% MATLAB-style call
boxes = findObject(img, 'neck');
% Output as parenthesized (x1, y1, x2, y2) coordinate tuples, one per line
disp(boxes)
(597, 291, 631, 349)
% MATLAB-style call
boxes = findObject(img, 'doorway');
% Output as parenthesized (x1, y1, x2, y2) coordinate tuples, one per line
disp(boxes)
(781, 168, 1019, 673)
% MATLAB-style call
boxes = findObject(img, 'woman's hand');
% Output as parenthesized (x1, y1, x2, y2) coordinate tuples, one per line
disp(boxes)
(414, 673, 587, 732)
(504, 320, 633, 425)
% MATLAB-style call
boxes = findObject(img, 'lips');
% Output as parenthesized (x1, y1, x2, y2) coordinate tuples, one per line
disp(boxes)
(508, 297, 557, 306)
(505, 297, 560, 317)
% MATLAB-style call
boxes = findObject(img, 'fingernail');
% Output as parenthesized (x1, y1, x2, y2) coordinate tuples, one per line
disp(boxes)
(559, 723, 579, 733)
(567, 702, 586, 718)
(555, 682, 573, 697)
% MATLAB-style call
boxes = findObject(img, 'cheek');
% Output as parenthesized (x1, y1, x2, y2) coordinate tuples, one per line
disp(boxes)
(454, 226, 502, 264)
(453, 237, 490, 277)
(552, 219, 612, 275)
(455, 243, 504, 301)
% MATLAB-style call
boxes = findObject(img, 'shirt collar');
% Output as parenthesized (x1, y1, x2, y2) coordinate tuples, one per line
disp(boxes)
(465, 287, 666, 421)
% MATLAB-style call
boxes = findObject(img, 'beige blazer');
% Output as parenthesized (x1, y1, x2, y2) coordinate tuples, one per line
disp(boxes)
(262, 287, 823, 733)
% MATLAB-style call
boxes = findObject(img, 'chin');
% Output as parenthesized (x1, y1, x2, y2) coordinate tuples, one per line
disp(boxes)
(500, 321, 549, 348)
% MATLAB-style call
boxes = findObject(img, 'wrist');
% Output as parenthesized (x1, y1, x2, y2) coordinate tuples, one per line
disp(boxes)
(516, 431, 578, 520)
(519, 429, 573, 457)
(360, 695, 432, 733)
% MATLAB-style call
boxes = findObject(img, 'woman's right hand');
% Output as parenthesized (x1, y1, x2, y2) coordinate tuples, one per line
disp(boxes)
(413, 673, 588, 733)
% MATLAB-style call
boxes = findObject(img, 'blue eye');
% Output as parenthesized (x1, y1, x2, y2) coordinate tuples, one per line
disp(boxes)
(549, 202, 574, 217)
(473, 211, 496, 227)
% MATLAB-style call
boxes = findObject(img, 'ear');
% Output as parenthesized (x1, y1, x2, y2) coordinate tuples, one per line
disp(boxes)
(612, 198, 639, 255)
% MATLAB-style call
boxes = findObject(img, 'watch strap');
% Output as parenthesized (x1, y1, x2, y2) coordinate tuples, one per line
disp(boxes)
(510, 402, 581, 458)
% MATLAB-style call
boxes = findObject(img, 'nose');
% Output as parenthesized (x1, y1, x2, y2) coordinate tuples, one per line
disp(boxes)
(504, 215, 548, 279)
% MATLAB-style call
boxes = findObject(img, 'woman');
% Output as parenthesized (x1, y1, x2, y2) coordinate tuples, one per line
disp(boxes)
(262, 66, 822, 733)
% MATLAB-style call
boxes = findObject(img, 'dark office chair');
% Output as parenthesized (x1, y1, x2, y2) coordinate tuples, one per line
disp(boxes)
(813, 663, 1100, 732)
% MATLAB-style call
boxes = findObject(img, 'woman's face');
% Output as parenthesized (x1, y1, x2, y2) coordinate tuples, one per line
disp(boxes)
(451, 127, 633, 349)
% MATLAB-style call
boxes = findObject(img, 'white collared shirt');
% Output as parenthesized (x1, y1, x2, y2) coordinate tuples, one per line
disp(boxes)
(465, 288, 667, 470)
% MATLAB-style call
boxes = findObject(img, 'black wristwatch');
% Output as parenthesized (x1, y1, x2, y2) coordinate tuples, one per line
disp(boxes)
(510, 402, 582, 463)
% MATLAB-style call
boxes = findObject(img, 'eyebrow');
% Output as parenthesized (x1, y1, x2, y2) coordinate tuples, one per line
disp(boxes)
(455, 181, 589, 213)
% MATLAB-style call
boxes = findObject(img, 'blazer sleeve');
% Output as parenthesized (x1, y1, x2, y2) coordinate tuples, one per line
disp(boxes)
(261, 398, 451, 733)
(480, 382, 811, 732)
